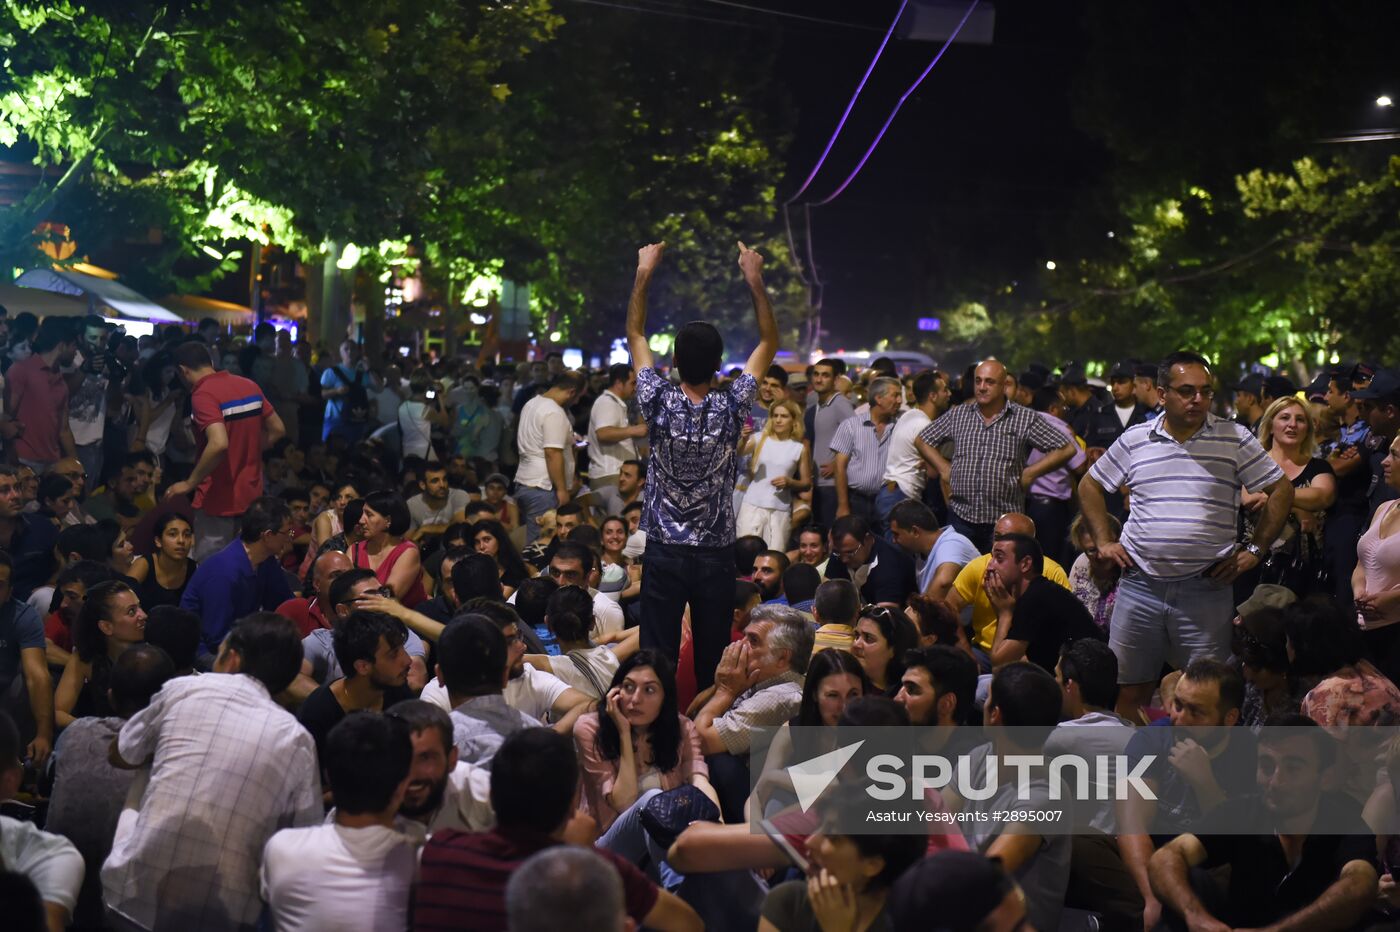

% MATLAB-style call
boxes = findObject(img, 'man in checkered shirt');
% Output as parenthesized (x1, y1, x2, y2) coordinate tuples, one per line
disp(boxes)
(916, 359, 1078, 553)
(103, 613, 321, 931)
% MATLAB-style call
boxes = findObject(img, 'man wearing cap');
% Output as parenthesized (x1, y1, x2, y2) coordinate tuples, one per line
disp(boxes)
(1260, 374, 1297, 409)
(1354, 367, 1400, 518)
(1079, 351, 1294, 721)
(1078, 361, 1152, 459)
(1231, 372, 1267, 433)
(1056, 363, 1096, 432)
(1322, 366, 1374, 604)
(1133, 362, 1162, 412)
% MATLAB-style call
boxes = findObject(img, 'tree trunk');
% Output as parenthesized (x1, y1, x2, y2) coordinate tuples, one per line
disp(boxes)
(360, 269, 386, 368)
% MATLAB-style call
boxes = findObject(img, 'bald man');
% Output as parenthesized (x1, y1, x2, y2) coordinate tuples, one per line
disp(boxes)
(916, 360, 1076, 552)
(944, 512, 1073, 669)
(275, 550, 353, 637)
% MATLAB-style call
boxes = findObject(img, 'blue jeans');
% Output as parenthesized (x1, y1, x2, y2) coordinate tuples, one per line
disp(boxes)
(1108, 568, 1232, 684)
(640, 540, 734, 692)
(598, 788, 766, 930)
(875, 485, 908, 538)
(514, 486, 558, 546)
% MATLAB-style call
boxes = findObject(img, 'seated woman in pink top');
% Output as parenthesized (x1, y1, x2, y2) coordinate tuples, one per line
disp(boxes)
(1354, 434, 1400, 678)
(574, 650, 718, 864)
(350, 490, 427, 609)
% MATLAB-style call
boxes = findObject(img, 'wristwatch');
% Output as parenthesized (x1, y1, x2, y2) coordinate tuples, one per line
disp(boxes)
(1242, 542, 1264, 560)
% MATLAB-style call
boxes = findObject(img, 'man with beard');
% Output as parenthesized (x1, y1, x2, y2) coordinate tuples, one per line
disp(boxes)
(296, 610, 414, 763)
(386, 699, 494, 833)
(615, 459, 645, 510)
(750, 550, 788, 603)
(1150, 716, 1375, 932)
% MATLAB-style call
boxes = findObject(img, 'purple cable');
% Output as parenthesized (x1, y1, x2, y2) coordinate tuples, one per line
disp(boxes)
(815, 0, 980, 205)
(785, 0, 912, 206)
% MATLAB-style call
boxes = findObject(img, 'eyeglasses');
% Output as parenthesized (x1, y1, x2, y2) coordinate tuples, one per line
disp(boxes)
(861, 605, 898, 623)
(1165, 384, 1215, 401)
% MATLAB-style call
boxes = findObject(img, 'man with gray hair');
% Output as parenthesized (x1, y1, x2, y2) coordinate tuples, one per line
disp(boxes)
(831, 376, 902, 532)
(694, 603, 812, 821)
(507, 846, 628, 932)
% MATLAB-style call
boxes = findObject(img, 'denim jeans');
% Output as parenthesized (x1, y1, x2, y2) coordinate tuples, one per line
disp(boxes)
(813, 485, 838, 527)
(514, 485, 559, 546)
(874, 486, 908, 539)
(598, 787, 766, 930)
(1108, 568, 1232, 684)
(640, 540, 735, 692)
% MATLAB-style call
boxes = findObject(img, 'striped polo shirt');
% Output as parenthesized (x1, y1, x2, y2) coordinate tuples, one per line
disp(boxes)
(1088, 412, 1284, 579)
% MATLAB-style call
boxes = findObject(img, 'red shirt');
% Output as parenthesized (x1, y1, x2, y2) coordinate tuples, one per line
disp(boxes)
(412, 827, 658, 932)
(275, 596, 330, 638)
(44, 610, 72, 652)
(8, 354, 69, 463)
(190, 370, 272, 516)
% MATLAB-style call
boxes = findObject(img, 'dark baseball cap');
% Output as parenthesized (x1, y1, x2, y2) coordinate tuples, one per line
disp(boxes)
(1058, 363, 1088, 387)
(1352, 361, 1380, 385)
(1109, 360, 1136, 380)
(1353, 368, 1400, 402)
(1262, 375, 1297, 399)
(1305, 372, 1330, 402)
(1019, 368, 1047, 391)
(1133, 362, 1157, 380)
(1230, 373, 1265, 395)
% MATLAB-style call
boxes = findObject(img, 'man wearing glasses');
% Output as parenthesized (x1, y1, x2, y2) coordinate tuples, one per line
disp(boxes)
(1079, 351, 1294, 722)
(179, 496, 297, 666)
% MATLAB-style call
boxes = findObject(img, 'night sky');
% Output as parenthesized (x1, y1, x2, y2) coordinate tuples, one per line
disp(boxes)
(560, 0, 1399, 355)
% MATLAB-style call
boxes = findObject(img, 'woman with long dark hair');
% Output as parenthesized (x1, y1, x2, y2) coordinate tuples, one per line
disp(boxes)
(574, 650, 717, 855)
(53, 580, 146, 726)
(472, 518, 532, 594)
(127, 512, 197, 609)
(751, 649, 870, 817)
(850, 605, 920, 693)
(351, 490, 427, 608)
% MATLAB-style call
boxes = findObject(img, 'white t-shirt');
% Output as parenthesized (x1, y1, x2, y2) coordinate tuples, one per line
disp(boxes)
(408, 489, 470, 530)
(742, 437, 804, 510)
(882, 407, 933, 499)
(507, 586, 624, 640)
(547, 645, 621, 700)
(586, 390, 636, 479)
(420, 662, 571, 722)
(623, 529, 647, 560)
(1114, 403, 1136, 428)
(398, 400, 437, 460)
(0, 815, 85, 914)
(515, 395, 575, 492)
(261, 821, 421, 932)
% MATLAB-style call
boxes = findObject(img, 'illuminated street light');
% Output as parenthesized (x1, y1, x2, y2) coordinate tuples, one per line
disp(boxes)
(1378, 95, 1394, 108)
(1044, 260, 1057, 270)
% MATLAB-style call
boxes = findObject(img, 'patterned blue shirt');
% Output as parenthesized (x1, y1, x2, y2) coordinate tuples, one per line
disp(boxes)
(636, 367, 757, 547)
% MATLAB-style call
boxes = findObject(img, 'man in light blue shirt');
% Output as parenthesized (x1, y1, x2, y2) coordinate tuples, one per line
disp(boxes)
(888, 499, 981, 601)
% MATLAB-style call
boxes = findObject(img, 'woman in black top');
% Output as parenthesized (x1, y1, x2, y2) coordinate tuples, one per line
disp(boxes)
(127, 512, 197, 609)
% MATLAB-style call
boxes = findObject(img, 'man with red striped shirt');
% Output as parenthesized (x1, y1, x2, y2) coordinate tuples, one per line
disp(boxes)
(412, 728, 700, 932)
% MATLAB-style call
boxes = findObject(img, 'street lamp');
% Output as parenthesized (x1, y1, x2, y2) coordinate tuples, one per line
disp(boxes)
(1378, 95, 1394, 108)
(1044, 260, 1057, 271)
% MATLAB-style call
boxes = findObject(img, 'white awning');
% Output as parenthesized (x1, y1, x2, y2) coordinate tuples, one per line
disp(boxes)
(0, 282, 88, 317)
(14, 268, 184, 323)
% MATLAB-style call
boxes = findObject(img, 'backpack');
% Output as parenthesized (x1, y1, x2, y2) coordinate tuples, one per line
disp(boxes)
(333, 366, 371, 423)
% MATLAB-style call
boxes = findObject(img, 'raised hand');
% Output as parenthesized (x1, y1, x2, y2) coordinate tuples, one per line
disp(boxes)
(637, 242, 667, 274)
(737, 241, 764, 282)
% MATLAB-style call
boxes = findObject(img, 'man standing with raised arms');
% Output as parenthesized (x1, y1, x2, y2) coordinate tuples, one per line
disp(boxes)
(627, 241, 778, 691)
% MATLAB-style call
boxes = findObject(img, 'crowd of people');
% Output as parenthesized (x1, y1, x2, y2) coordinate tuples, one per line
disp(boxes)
(1, 243, 1400, 932)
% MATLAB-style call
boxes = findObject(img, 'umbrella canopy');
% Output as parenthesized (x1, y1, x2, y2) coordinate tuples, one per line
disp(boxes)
(164, 294, 255, 326)
(0, 282, 88, 318)
(14, 268, 184, 323)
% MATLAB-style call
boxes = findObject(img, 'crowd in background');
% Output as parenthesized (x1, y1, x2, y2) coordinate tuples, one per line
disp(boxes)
(1, 264, 1400, 932)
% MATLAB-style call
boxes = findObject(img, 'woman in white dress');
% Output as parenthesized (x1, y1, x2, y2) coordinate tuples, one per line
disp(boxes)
(736, 398, 812, 551)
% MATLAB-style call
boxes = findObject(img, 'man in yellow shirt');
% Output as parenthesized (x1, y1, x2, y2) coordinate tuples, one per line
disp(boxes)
(945, 512, 1070, 660)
